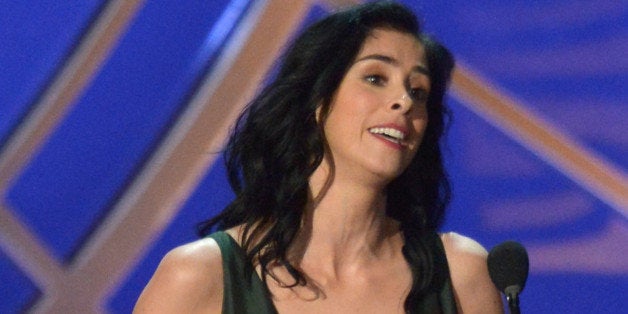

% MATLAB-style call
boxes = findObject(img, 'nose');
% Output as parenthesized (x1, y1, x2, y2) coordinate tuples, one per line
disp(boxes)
(389, 91, 413, 113)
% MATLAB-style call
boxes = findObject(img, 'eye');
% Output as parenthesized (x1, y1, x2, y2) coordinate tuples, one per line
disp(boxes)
(410, 87, 429, 103)
(365, 74, 386, 86)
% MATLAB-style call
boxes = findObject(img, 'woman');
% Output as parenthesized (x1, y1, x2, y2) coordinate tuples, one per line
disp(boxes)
(135, 1, 502, 313)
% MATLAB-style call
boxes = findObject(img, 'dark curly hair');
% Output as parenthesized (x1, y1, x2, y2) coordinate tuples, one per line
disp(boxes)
(199, 1, 455, 311)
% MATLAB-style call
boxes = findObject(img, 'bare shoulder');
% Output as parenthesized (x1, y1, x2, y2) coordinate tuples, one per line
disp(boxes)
(440, 232, 504, 313)
(440, 232, 489, 258)
(133, 237, 224, 313)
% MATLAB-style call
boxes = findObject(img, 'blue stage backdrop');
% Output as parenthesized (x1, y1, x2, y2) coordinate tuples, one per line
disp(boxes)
(1, 1, 626, 313)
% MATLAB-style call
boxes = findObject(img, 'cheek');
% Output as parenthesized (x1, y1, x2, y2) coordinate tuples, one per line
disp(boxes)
(413, 118, 428, 136)
(412, 110, 429, 138)
(328, 90, 374, 126)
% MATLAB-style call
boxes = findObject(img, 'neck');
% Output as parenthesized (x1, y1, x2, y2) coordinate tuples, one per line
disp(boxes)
(290, 159, 402, 282)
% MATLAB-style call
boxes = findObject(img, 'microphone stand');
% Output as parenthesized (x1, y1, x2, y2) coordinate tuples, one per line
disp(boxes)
(504, 285, 522, 314)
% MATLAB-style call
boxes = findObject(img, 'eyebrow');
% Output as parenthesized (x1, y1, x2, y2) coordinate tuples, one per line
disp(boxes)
(355, 54, 430, 76)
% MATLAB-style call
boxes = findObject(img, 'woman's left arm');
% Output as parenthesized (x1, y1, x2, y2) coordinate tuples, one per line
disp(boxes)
(441, 232, 504, 314)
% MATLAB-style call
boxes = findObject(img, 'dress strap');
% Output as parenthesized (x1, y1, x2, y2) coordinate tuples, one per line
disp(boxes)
(432, 232, 457, 314)
(209, 231, 278, 314)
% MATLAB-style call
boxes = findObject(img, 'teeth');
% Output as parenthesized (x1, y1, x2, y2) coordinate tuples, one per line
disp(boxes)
(368, 127, 405, 141)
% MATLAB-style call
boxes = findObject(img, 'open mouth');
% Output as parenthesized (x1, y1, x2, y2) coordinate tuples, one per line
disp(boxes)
(368, 127, 405, 145)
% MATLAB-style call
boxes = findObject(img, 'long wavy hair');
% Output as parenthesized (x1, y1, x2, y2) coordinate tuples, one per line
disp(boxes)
(199, 1, 455, 311)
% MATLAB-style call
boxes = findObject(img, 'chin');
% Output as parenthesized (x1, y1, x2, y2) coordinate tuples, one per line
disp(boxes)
(372, 159, 411, 178)
(369, 167, 406, 183)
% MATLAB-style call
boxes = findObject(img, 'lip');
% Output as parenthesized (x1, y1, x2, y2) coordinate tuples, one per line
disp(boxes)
(367, 123, 409, 150)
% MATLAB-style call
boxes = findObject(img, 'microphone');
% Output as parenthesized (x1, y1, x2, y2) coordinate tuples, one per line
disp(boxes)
(487, 241, 529, 314)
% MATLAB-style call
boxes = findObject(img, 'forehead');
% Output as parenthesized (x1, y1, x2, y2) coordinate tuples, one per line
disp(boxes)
(357, 28, 426, 65)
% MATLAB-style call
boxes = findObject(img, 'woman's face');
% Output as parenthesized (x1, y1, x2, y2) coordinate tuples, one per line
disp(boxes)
(322, 28, 430, 183)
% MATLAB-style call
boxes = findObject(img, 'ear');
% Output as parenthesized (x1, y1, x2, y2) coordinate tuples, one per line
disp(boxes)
(315, 102, 331, 126)
(315, 105, 322, 124)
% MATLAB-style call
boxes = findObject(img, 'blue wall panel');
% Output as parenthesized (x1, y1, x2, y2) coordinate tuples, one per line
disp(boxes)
(6, 0, 238, 263)
(0, 1, 105, 146)
(418, 0, 628, 168)
(0, 250, 39, 313)
(0, 2, 104, 312)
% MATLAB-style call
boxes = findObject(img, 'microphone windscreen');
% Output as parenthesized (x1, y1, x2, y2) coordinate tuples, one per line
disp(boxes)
(487, 241, 529, 293)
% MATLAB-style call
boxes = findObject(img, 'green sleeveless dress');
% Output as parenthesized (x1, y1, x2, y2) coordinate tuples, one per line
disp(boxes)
(209, 231, 457, 314)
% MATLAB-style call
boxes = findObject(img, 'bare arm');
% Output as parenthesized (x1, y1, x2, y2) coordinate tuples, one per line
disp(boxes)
(441, 232, 504, 314)
(133, 238, 224, 314)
